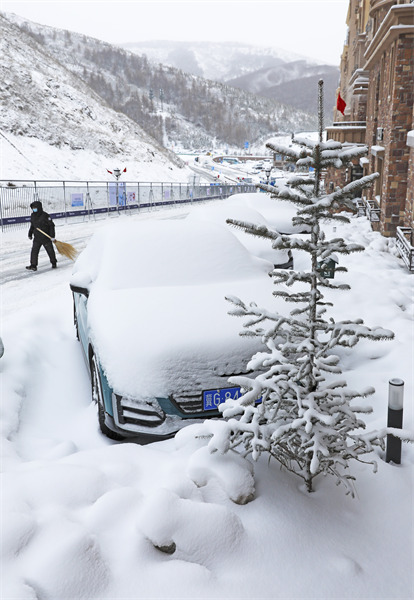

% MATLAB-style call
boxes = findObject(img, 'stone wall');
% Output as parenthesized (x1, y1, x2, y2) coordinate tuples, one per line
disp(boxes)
(366, 33, 414, 235)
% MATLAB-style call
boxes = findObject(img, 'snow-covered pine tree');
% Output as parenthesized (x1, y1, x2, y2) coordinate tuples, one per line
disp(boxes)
(210, 80, 396, 496)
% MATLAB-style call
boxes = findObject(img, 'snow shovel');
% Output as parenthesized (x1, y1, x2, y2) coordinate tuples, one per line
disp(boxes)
(36, 228, 78, 261)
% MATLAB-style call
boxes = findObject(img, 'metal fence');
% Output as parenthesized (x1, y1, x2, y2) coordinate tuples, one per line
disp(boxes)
(396, 226, 414, 272)
(0, 180, 256, 231)
(356, 196, 381, 222)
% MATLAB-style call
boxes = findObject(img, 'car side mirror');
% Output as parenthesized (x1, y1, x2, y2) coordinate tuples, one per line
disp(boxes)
(70, 284, 89, 298)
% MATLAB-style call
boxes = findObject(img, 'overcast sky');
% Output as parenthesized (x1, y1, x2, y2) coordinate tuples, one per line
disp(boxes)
(1, 0, 349, 65)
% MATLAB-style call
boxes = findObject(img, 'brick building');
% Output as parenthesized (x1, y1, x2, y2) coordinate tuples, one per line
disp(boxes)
(325, 0, 414, 238)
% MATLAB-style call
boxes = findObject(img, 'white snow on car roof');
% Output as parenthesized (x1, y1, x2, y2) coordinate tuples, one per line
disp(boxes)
(72, 217, 272, 290)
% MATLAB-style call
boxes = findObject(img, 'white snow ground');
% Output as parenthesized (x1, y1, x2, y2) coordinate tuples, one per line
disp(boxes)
(1, 193, 413, 600)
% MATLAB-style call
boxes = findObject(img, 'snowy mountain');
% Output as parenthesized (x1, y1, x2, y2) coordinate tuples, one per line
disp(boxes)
(122, 40, 310, 81)
(226, 61, 339, 121)
(123, 40, 339, 123)
(0, 14, 188, 181)
(2, 13, 318, 153)
(258, 70, 340, 120)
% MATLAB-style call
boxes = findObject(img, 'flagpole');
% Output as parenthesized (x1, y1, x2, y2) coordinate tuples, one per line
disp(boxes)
(318, 79, 324, 144)
(314, 79, 324, 198)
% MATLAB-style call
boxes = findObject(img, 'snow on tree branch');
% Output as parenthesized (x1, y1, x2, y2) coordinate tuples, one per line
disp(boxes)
(266, 141, 309, 161)
(292, 135, 317, 149)
(256, 182, 310, 205)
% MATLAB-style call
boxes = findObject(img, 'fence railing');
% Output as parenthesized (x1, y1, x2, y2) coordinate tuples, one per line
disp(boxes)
(396, 227, 414, 272)
(355, 198, 366, 217)
(365, 198, 381, 222)
(0, 180, 255, 231)
(354, 197, 381, 222)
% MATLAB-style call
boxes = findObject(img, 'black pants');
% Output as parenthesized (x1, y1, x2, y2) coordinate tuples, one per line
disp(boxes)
(30, 238, 57, 267)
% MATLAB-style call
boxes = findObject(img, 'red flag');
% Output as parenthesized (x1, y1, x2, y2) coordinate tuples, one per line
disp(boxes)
(123, 167, 127, 173)
(337, 92, 346, 115)
(106, 169, 113, 174)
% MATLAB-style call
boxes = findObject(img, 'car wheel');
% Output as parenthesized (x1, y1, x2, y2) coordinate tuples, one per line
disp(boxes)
(91, 354, 124, 441)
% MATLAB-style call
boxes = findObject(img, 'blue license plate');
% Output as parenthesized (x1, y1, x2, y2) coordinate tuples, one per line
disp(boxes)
(202, 387, 241, 411)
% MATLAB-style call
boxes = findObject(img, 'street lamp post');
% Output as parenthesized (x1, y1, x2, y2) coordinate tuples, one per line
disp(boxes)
(107, 167, 126, 208)
(114, 168, 121, 208)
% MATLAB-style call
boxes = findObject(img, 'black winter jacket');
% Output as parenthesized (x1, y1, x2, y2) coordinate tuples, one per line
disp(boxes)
(28, 201, 55, 240)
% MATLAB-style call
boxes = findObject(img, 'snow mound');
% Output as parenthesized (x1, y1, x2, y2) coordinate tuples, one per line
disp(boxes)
(137, 488, 245, 567)
(21, 520, 109, 599)
(187, 445, 255, 505)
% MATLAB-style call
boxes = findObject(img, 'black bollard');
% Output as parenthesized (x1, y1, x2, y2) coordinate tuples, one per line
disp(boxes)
(385, 378, 404, 464)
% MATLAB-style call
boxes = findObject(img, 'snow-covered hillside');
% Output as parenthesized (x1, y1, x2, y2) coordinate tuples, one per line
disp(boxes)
(0, 15, 189, 181)
(2, 12, 319, 152)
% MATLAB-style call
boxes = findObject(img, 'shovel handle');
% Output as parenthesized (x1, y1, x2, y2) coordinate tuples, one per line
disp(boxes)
(36, 228, 53, 240)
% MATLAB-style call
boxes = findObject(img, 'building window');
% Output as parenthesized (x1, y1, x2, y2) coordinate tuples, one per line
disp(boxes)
(351, 164, 364, 182)
(389, 44, 395, 97)
(374, 72, 381, 123)
(375, 157, 384, 199)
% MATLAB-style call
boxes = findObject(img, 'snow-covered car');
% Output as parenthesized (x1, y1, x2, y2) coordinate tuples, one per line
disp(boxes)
(185, 193, 311, 269)
(70, 217, 275, 441)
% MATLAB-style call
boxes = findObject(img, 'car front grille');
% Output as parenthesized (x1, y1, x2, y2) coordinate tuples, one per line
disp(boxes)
(169, 393, 207, 415)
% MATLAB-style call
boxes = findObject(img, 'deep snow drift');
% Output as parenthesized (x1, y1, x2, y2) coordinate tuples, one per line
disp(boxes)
(1, 193, 413, 599)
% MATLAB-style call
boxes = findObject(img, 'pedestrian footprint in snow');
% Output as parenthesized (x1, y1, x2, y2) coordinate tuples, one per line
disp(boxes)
(26, 201, 57, 271)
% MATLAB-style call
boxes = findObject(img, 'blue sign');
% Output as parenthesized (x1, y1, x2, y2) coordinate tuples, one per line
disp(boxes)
(244, 141, 249, 149)
(109, 182, 126, 206)
(71, 193, 84, 207)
